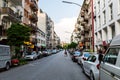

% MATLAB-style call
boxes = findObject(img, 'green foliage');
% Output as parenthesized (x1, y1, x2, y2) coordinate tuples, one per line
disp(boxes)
(7, 23, 31, 46)
(19, 58, 27, 65)
(56, 45, 63, 49)
(67, 42, 78, 49)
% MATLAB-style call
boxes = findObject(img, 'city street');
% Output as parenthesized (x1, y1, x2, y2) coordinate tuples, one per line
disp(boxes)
(0, 51, 89, 80)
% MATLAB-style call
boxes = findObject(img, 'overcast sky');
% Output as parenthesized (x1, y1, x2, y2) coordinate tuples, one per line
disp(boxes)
(38, 0, 83, 43)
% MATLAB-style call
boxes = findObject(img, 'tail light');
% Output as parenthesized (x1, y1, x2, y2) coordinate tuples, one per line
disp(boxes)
(96, 64, 100, 69)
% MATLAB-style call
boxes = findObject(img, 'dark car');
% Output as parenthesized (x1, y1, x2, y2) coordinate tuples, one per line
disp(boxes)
(71, 50, 81, 62)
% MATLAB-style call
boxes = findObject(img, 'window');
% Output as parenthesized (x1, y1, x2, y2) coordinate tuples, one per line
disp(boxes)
(3, 0, 8, 7)
(103, 11, 106, 24)
(104, 48, 119, 65)
(98, 16, 101, 28)
(98, 1, 100, 13)
(87, 56, 93, 61)
(109, 4, 113, 20)
(87, 55, 96, 62)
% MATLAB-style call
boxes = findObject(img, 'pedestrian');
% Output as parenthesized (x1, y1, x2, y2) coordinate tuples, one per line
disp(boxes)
(98, 49, 103, 64)
(64, 50, 67, 57)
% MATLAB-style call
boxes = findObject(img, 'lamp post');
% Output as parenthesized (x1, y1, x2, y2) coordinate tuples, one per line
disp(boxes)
(62, 1, 82, 7)
(62, 0, 94, 51)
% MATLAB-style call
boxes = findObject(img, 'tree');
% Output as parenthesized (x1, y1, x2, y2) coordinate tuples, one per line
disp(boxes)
(67, 42, 78, 49)
(7, 23, 31, 46)
(7, 23, 31, 57)
(56, 45, 63, 49)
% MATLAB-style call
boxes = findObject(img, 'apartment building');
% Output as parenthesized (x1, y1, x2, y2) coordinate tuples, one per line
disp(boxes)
(46, 17, 53, 49)
(37, 9, 46, 50)
(53, 31, 60, 49)
(23, 0, 38, 50)
(71, 27, 80, 43)
(75, 0, 93, 51)
(94, 0, 120, 51)
(0, 0, 23, 44)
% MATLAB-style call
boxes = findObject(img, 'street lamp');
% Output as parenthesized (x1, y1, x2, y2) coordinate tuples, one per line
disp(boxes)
(62, 1, 82, 7)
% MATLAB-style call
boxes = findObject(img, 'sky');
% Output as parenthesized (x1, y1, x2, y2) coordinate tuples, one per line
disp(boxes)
(38, 0, 83, 43)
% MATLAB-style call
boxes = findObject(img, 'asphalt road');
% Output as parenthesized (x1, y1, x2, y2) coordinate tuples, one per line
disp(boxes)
(0, 51, 89, 80)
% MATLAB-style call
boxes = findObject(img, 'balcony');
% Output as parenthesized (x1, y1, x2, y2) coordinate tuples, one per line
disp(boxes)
(79, 17, 84, 22)
(1, 7, 22, 22)
(9, 0, 22, 5)
(29, 13, 38, 22)
(81, 12, 85, 17)
(30, 0, 38, 11)
(84, 23, 88, 27)
(84, 15, 89, 21)
(81, 31, 85, 35)
(85, 38, 90, 42)
(77, 21, 80, 24)
(47, 26, 51, 30)
(84, 27, 90, 32)
(81, 21, 86, 26)
(29, 24, 37, 33)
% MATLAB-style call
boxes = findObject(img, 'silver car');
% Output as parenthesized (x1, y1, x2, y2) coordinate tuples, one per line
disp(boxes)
(77, 52, 91, 67)
(83, 54, 100, 80)
(24, 51, 38, 60)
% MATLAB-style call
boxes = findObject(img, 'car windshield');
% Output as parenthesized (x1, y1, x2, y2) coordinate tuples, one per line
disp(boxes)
(74, 51, 81, 55)
(84, 53, 91, 57)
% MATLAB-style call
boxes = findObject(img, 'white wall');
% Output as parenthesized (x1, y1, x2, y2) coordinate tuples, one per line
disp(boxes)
(94, 0, 120, 46)
(37, 11, 47, 34)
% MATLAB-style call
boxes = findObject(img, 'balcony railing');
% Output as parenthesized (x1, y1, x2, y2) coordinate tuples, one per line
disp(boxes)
(85, 38, 90, 42)
(9, 0, 22, 5)
(79, 17, 84, 22)
(84, 15, 89, 20)
(77, 21, 80, 24)
(81, 31, 85, 35)
(30, 0, 38, 11)
(29, 13, 38, 22)
(81, 12, 85, 17)
(84, 27, 90, 32)
(1, 7, 22, 22)
(1, 7, 14, 16)
(29, 24, 37, 33)
(81, 21, 86, 26)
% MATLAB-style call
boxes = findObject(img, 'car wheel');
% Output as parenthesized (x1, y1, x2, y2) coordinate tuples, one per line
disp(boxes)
(32, 57, 35, 61)
(90, 71, 95, 80)
(81, 64, 83, 69)
(5, 63, 10, 70)
(82, 67, 85, 73)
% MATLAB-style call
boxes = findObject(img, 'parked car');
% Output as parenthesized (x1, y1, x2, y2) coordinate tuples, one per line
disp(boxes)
(83, 54, 100, 80)
(42, 50, 49, 57)
(24, 51, 38, 60)
(100, 34, 120, 80)
(52, 49, 57, 54)
(47, 49, 52, 55)
(11, 59, 19, 66)
(77, 52, 91, 67)
(37, 51, 42, 59)
(71, 50, 81, 62)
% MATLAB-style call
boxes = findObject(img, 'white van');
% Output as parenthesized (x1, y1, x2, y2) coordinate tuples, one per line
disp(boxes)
(0, 45, 11, 70)
(100, 34, 120, 80)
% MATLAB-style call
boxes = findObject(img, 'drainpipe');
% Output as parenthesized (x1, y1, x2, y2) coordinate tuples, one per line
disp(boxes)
(91, 0, 94, 52)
